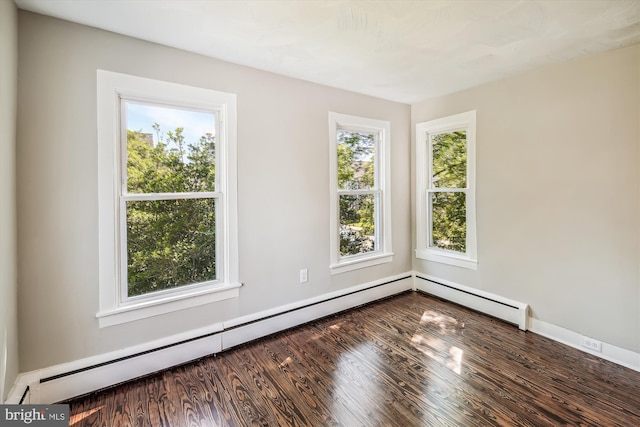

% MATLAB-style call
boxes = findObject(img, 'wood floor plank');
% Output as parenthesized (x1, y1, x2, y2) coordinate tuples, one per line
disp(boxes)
(66, 291, 640, 426)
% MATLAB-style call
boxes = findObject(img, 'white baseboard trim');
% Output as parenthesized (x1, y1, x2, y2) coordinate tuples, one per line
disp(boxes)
(222, 273, 413, 350)
(5, 273, 413, 404)
(529, 318, 640, 372)
(5, 326, 225, 405)
(37, 333, 223, 404)
(5, 371, 37, 404)
(414, 273, 529, 330)
(413, 272, 640, 373)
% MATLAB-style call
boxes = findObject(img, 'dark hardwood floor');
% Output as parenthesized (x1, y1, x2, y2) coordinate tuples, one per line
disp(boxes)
(66, 291, 640, 426)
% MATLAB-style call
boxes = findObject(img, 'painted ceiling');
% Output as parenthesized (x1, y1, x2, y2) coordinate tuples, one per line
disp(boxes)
(15, 0, 640, 103)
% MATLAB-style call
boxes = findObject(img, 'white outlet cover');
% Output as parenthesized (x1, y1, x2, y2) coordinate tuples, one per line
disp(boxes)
(581, 336, 602, 352)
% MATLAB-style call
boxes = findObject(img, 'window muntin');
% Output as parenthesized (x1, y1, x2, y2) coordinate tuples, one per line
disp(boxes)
(97, 70, 239, 327)
(416, 111, 477, 269)
(329, 113, 392, 273)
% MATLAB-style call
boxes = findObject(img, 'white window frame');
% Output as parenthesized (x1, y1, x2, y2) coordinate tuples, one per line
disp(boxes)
(97, 70, 240, 327)
(329, 112, 393, 273)
(415, 110, 477, 270)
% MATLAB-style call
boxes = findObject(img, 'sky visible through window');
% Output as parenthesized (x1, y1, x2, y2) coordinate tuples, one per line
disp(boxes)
(126, 102, 215, 148)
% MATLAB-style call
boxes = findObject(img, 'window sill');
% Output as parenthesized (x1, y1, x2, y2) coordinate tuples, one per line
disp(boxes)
(331, 252, 393, 274)
(415, 249, 478, 270)
(97, 282, 242, 328)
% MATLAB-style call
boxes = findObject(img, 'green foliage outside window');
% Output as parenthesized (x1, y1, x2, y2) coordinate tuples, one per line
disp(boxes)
(337, 131, 376, 256)
(430, 131, 467, 253)
(126, 127, 217, 297)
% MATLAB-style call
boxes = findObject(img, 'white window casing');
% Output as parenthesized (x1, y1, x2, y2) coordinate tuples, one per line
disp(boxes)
(415, 110, 477, 270)
(97, 70, 240, 327)
(329, 112, 393, 273)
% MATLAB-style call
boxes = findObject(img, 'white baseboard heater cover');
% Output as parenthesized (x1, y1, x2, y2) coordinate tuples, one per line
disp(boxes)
(415, 274, 529, 330)
(8, 274, 413, 404)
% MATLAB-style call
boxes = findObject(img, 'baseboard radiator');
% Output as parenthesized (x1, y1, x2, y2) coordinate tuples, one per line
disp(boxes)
(414, 274, 529, 331)
(8, 274, 413, 404)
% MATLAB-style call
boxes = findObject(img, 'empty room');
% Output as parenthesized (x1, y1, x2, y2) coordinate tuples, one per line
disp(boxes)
(1, 0, 639, 426)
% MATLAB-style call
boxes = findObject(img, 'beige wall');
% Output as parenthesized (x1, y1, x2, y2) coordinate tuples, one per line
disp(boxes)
(16, 11, 411, 371)
(412, 45, 640, 352)
(0, 0, 19, 401)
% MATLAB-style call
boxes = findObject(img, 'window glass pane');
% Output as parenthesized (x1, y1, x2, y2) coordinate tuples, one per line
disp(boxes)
(431, 192, 466, 252)
(126, 102, 216, 193)
(126, 198, 217, 297)
(339, 194, 376, 256)
(337, 130, 376, 190)
(431, 130, 466, 188)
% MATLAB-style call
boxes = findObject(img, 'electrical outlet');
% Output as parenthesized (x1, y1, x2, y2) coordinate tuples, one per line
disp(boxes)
(299, 269, 308, 283)
(581, 336, 602, 352)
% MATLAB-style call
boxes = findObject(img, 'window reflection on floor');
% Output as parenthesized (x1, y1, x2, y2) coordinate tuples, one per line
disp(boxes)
(412, 309, 465, 374)
(69, 405, 105, 426)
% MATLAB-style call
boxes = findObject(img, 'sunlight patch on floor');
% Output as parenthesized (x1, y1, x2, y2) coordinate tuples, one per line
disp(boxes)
(279, 356, 292, 369)
(69, 406, 105, 426)
(308, 321, 345, 341)
(416, 309, 465, 373)
(411, 333, 464, 375)
(420, 310, 463, 333)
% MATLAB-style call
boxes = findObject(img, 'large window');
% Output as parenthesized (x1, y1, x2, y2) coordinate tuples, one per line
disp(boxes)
(97, 71, 239, 327)
(415, 110, 477, 269)
(329, 113, 392, 273)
